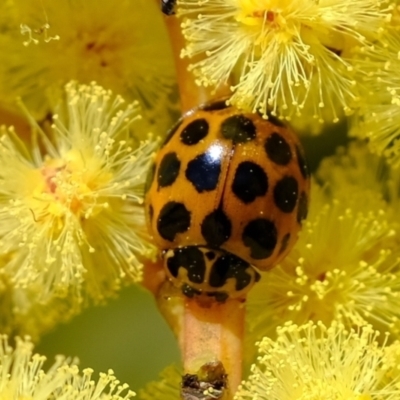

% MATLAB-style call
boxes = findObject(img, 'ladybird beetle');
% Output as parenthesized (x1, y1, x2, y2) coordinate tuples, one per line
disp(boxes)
(161, 0, 176, 15)
(145, 101, 310, 302)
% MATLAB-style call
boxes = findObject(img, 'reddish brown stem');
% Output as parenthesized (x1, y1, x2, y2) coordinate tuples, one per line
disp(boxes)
(164, 16, 205, 112)
(159, 5, 230, 112)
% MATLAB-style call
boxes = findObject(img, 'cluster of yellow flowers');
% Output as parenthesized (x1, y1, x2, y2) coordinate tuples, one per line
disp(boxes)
(0, 0, 400, 399)
(0, 334, 135, 400)
(0, 0, 173, 396)
(179, 0, 400, 161)
(141, 0, 400, 398)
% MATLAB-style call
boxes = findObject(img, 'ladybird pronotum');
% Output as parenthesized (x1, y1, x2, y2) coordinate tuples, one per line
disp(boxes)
(145, 101, 310, 301)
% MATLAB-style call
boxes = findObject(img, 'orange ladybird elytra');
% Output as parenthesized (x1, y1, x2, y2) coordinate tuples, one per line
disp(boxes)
(145, 100, 310, 302)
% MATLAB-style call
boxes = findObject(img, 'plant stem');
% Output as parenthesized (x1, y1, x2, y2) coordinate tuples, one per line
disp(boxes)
(179, 298, 245, 400)
(159, 6, 230, 112)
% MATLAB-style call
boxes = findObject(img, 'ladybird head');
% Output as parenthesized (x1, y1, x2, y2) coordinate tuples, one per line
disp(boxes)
(164, 246, 260, 302)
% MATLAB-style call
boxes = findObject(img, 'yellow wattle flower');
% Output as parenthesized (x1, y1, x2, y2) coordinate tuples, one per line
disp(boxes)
(351, 28, 400, 166)
(0, 81, 158, 303)
(178, 0, 392, 123)
(0, 268, 81, 341)
(138, 365, 181, 400)
(0, 0, 177, 138)
(236, 321, 400, 400)
(0, 335, 135, 400)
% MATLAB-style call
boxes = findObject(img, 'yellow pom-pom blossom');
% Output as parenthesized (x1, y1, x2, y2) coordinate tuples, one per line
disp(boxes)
(178, 0, 392, 123)
(0, 270, 81, 341)
(0, 335, 135, 400)
(0, 0, 177, 137)
(0, 81, 157, 303)
(246, 177, 400, 349)
(351, 29, 400, 166)
(317, 141, 387, 195)
(236, 321, 400, 400)
(138, 365, 181, 400)
(317, 140, 400, 226)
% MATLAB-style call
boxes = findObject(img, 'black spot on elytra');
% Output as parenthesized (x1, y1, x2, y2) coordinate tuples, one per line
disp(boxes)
(201, 209, 232, 247)
(180, 119, 209, 145)
(209, 253, 252, 291)
(232, 161, 268, 204)
(163, 119, 183, 146)
(265, 132, 292, 166)
(167, 247, 206, 284)
(181, 283, 201, 298)
(157, 152, 181, 189)
(201, 100, 230, 111)
(220, 115, 256, 144)
(297, 191, 308, 224)
(157, 201, 191, 241)
(279, 233, 291, 255)
(296, 145, 309, 179)
(273, 176, 298, 213)
(205, 251, 216, 261)
(144, 163, 155, 194)
(242, 218, 277, 259)
(186, 152, 221, 192)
